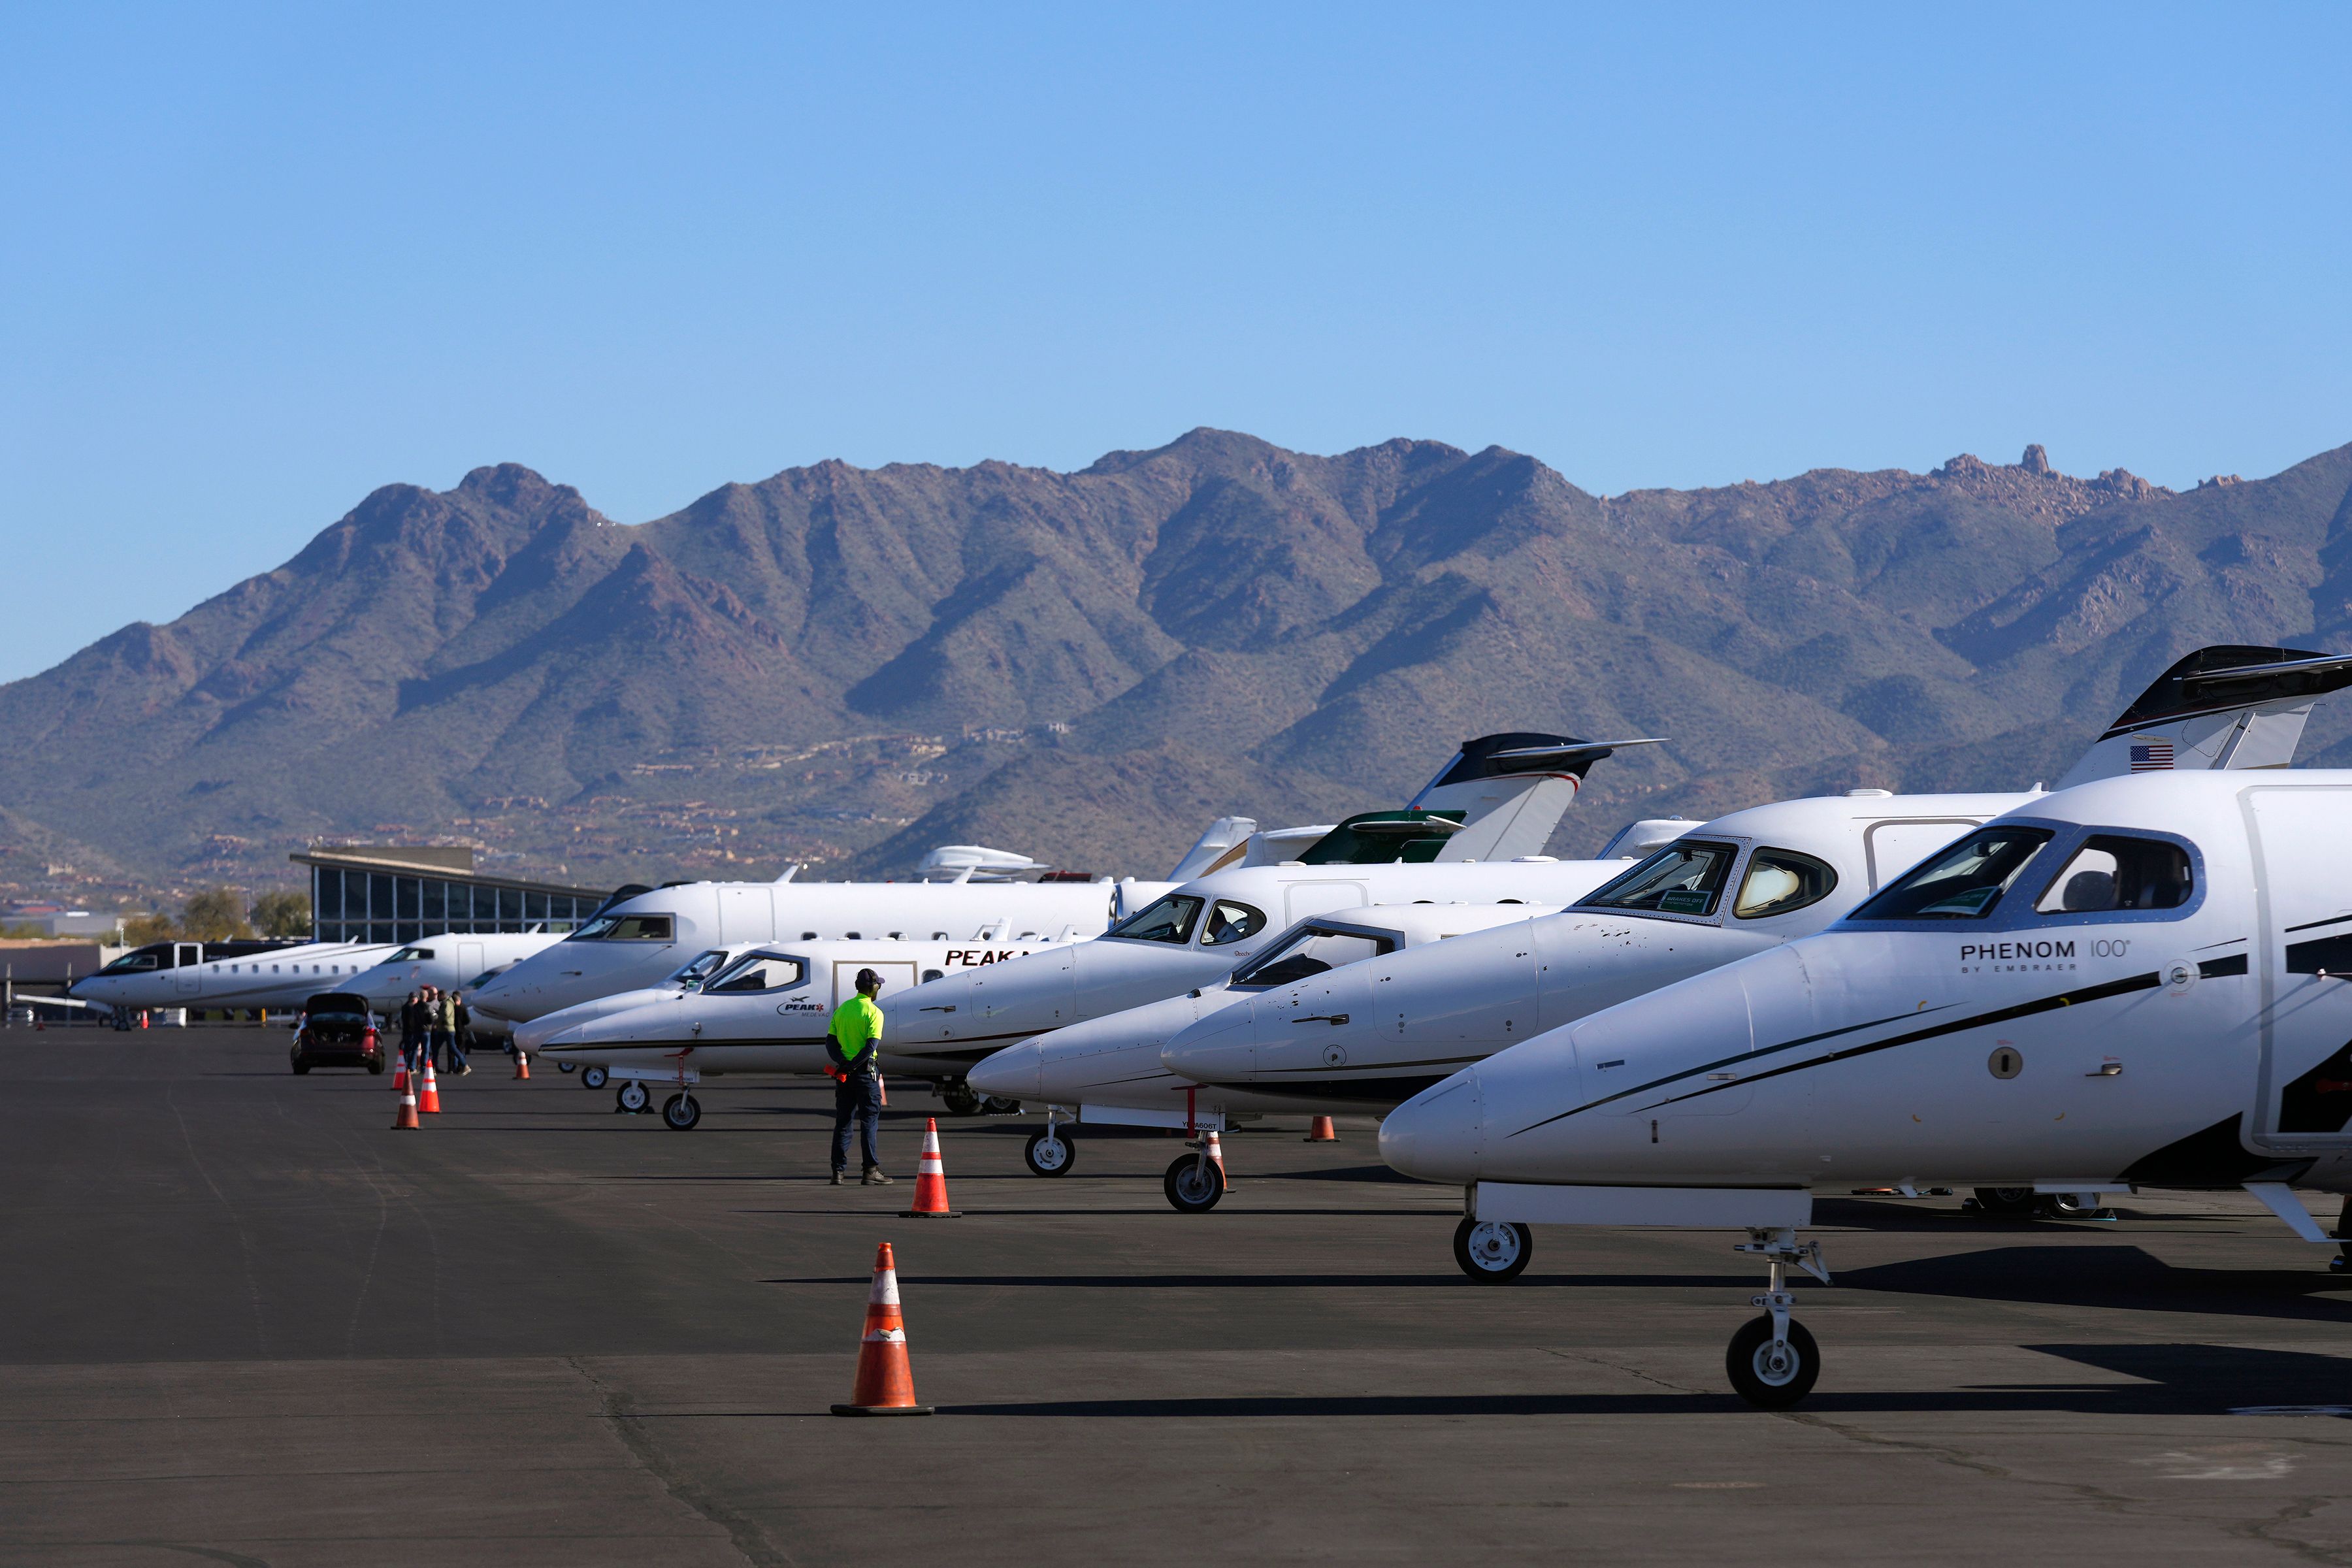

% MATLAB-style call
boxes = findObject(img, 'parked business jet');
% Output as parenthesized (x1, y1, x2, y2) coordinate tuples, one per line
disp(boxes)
(1380, 766, 2352, 1407)
(468, 874, 1170, 1026)
(533, 934, 1081, 1127)
(71, 938, 400, 1013)
(344, 932, 564, 1010)
(1160, 645, 2352, 1226)
(886, 730, 1658, 1066)
(964, 903, 1564, 1197)
(512, 944, 751, 1070)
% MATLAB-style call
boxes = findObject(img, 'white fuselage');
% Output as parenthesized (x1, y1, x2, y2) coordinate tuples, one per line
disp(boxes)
(1160, 792, 2029, 1111)
(964, 904, 1565, 1128)
(71, 940, 401, 1011)
(344, 932, 565, 1011)
(889, 858, 1625, 1066)
(470, 878, 1166, 1024)
(536, 936, 1081, 1081)
(1380, 772, 2352, 1198)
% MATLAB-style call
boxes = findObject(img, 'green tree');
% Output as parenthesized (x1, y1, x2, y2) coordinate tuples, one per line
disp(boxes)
(179, 888, 252, 942)
(251, 889, 312, 939)
(123, 912, 178, 945)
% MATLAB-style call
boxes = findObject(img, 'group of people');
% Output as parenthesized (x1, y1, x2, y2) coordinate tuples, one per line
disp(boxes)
(398, 985, 472, 1075)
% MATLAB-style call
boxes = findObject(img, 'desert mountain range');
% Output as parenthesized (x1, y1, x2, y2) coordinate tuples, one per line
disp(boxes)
(5, 429, 2350, 905)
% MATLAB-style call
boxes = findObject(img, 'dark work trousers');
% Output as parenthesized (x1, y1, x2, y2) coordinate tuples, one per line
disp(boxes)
(832, 1074, 884, 1171)
(434, 1028, 464, 1071)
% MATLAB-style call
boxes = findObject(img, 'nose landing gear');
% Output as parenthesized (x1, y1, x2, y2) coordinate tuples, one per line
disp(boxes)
(1452, 1217, 1532, 1282)
(1726, 1228, 1829, 1408)
(1023, 1109, 1076, 1175)
(1163, 1140, 1226, 1213)
(614, 1079, 651, 1114)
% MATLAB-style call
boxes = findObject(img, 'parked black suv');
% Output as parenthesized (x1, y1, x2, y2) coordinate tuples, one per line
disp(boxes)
(291, 992, 383, 1074)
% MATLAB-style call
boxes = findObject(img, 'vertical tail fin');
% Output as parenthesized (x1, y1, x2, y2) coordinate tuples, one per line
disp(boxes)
(2053, 645, 2352, 789)
(1411, 733, 1665, 862)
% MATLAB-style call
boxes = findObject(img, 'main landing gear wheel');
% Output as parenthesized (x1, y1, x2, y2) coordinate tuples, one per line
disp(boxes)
(1024, 1129, 1076, 1176)
(615, 1079, 650, 1114)
(558, 1060, 577, 1074)
(1972, 1186, 2036, 1217)
(661, 1092, 701, 1131)
(982, 1095, 1022, 1115)
(940, 1081, 983, 1117)
(581, 1064, 608, 1090)
(1725, 1315, 1820, 1408)
(1164, 1153, 1225, 1213)
(1453, 1217, 1532, 1282)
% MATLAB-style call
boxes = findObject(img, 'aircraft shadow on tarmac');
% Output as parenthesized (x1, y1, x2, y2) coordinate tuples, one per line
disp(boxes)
(1841, 1245, 2352, 1326)
(766, 1271, 1757, 1289)
(932, 1344, 2352, 1420)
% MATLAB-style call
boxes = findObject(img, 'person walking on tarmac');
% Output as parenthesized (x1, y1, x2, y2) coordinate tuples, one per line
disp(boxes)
(828, 968, 891, 1186)
(399, 989, 428, 1077)
(434, 985, 469, 1075)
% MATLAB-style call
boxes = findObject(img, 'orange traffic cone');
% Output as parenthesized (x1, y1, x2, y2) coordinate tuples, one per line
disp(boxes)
(1207, 1128, 1229, 1187)
(902, 1117, 959, 1217)
(1305, 1115, 1337, 1142)
(419, 1058, 442, 1115)
(139, 1010, 150, 1030)
(392, 1084, 420, 1130)
(392, 1056, 408, 1092)
(830, 1241, 933, 1416)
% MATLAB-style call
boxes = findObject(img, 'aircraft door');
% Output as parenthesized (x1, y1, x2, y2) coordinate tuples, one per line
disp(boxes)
(172, 944, 202, 996)
(2247, 785, 2352, 1145)
(718, 887, 776, 943)
(832, 962, 919, 1009)
(459, 943, 485, 986)
(1283, 880, 1367, 924)
(1862, 819, 1984, 891)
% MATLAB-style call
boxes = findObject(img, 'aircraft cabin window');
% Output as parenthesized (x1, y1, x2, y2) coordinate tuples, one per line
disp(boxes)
(1734, 849, 1839, 919)
(2033, 835, 2193, 915)
(1202, 901, 1267, 947)
(1107, 894, 1205, 945)
(1851, 828, 2053, 921)
(1580, 841, 1739, 918)
(1232, 926, 1397, 988)
(569, 913, 675, 941)
(922, 968, 944, 983)
(704, 953, 808, 994)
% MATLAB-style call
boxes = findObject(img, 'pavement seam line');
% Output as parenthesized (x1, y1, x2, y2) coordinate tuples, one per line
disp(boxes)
(568, 1356, 798, 1568)
(2226, 1496, 2352, 1568)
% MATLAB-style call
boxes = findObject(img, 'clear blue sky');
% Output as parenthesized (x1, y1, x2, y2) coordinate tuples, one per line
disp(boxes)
(5, 4, 2349, 683)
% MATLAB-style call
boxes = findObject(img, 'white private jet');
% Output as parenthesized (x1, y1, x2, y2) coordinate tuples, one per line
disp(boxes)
(886, 730, 1663, 1071)
(1380, 765, 2352, 1407)
(533, 935, 1082, 1128)
(965, 902, 1565, 1201)
(1154, 645, 2352, 1242)
(342, 932, 565, 1011)
(468, 868, 1173, 1026)
(72, 938, 400, 1013)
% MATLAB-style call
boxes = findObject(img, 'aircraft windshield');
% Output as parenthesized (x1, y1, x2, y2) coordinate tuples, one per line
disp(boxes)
(1232, 924, 1397, 988)
(668, 949, 732, 989)
(389, 945, 434, 962)
(568, 913, 675, 941)
(1851, 828, 2054, 920)
(98, 947, 168, 975)
(1580, 841, 1739, 918)
(1107, 894, 1203, 945)
(703, 951, 808, 994)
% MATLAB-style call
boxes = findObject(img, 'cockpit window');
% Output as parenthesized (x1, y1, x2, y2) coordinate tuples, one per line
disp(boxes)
(669, 949, 731, 989)
(1579, 841, 1738, 918)
(390, 946, 434, 962)
(1850, 827, 2053, 921)
(568, 913, 675, 941)
(1231, 924, 1397, 988)
(1202, 901, 1266, 947)
(2033, 835, 2193, 915)
(1106, 894, 1203, 945)
(463, 967, 510, 989)
(1733, 849, 1839, 920)
(704, 951, 808, 994)
(99, 947, 167, 974)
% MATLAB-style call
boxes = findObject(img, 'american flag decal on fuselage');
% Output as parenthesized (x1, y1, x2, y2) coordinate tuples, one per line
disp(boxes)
(2129, 741, 2176, 772)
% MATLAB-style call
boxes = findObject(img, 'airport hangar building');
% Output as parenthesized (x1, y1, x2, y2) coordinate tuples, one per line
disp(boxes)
(289, 845, 614, 946)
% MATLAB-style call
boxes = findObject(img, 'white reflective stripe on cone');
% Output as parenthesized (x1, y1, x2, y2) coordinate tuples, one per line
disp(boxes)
(870, 1271, 901, 1306)
(862, 1326, 907, 1343)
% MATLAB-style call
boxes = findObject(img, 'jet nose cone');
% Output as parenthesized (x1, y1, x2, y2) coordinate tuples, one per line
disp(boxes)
(1379, 1068, 1485, 1184)
(966, 1040, 1039, 1101)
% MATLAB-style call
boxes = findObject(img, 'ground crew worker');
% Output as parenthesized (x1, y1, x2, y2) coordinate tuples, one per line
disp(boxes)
(399, 989, 427, 1077)
(828, 968, 890, 1186)
(434, 986, 468, 1075)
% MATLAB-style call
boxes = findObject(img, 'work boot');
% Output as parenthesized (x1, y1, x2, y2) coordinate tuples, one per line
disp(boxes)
(829, 1170, 845, 1186)
(863, 1167, 893, 1186)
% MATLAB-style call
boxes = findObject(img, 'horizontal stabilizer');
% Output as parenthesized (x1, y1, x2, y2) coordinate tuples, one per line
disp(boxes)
(1410, 732, 1669, 863)
(2057, 645, 2352, 789)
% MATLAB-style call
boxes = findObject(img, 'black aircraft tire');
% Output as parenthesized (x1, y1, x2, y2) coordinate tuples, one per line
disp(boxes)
(1163, 1154, 1225, 1213)
(559, 1061, 577, 1073)
(1452, 1217, 1532, 1282)
(1024, 1130, 1076, 1177)
(1725, 1315, 1821, 1409)
(615, 1080, 650, 1114)
(582, 1065, 608, 1090)
(662, 1093, 701, 1131)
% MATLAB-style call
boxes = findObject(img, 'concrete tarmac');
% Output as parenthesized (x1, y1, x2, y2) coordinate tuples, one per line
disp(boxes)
(7, 1026, 2352, 1566)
